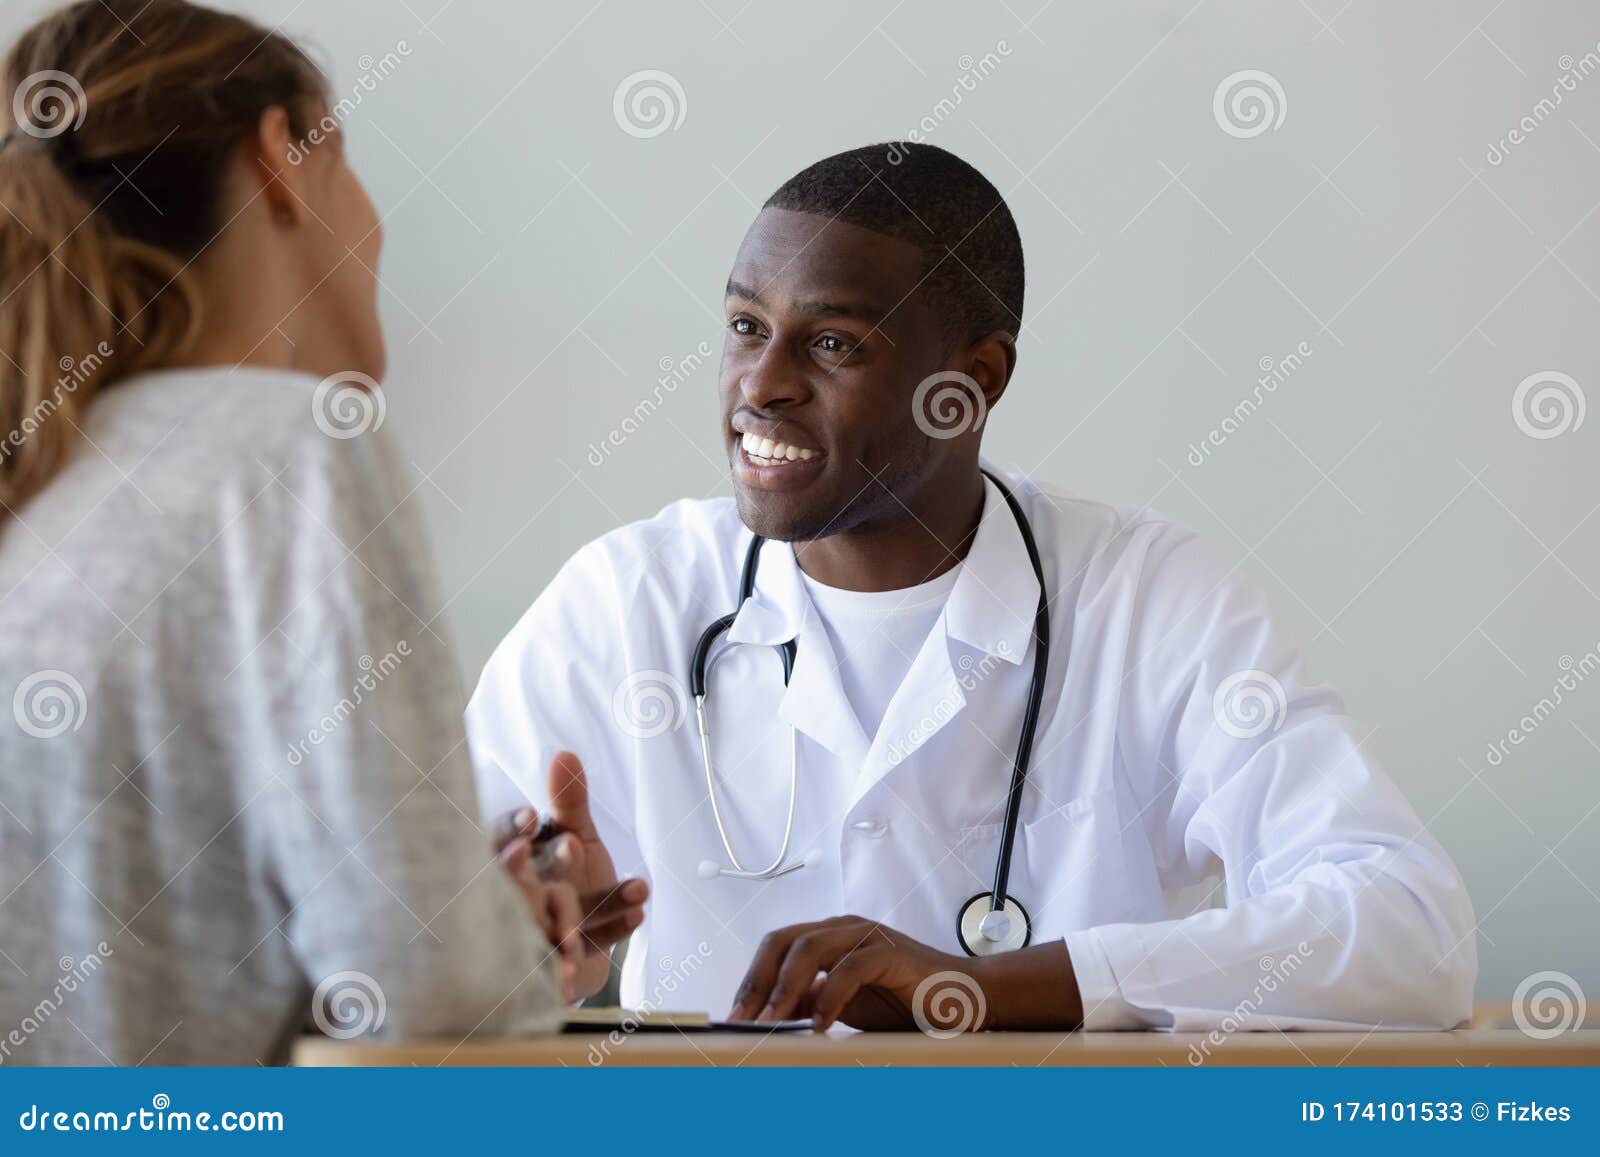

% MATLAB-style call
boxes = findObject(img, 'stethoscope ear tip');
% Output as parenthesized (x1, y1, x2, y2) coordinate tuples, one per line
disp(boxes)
(697, 859, 723, 880)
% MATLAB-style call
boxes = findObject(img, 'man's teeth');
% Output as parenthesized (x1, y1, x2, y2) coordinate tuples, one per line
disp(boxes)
(741, 432, 818, 463)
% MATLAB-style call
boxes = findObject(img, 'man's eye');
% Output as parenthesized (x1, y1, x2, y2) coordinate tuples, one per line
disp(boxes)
(817, 335, 849, 354)
(730, 317, 759, 336)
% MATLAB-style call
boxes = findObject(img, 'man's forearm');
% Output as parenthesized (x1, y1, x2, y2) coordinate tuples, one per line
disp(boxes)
(972, 940, 1084, 1030)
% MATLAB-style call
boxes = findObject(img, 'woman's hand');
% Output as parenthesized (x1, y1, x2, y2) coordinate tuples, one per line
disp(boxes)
(494, 751, 649, 1002)
(512, 874, 584, 1003)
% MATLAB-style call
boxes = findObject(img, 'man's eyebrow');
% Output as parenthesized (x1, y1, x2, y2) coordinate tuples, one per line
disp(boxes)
(725, 279, 888, 322)
(798, 298, 889, 322)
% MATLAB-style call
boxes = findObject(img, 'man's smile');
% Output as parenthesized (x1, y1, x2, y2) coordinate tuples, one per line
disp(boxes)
(732, 434, 829, 490)
(729, 411, 829, 491)
(739, 431, 820, 463)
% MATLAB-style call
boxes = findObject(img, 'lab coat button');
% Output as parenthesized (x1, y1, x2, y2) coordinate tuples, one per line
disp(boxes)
(850, 819, 888, 839)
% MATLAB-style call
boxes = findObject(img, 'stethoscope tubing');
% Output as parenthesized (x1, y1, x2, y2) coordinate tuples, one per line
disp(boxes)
(694, 650, 799, 878)
(983, 472, 1050, 913)
(691, 544, 798, 879)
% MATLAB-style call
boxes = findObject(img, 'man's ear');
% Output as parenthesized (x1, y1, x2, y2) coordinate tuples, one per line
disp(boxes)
(966, 330, 1018, 411)
(249, 105, 307, 228)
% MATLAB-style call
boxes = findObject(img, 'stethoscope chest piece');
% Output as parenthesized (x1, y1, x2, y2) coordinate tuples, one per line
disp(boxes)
(957, 891, 1032, 956)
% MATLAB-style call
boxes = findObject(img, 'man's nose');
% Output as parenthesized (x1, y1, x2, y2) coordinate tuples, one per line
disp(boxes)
(739, 342, 811, 410)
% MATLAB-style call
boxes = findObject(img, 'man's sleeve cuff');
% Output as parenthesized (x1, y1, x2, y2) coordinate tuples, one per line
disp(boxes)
(1062, 928, 1160, 1031)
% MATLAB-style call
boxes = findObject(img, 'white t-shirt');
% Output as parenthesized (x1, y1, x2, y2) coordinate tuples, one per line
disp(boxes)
(799, 564, 962, 741)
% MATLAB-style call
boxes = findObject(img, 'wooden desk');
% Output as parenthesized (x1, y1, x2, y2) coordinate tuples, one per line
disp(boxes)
(294, 1027, 1600, 1067)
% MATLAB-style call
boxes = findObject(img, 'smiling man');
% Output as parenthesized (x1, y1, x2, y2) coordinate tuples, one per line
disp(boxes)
(465, 143, 1477, 1032)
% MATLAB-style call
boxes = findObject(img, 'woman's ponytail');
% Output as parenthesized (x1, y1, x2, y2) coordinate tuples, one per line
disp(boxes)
(0, 137, 196, 509)
(0, 0, 325, 515)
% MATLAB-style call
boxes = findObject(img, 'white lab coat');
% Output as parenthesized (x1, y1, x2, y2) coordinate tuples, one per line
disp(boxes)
(465, 467, 1477, 1029)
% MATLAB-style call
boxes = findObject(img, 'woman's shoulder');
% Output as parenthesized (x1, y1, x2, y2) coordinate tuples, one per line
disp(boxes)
(101, 363, 365, 457)
(91, 364, 403, 507)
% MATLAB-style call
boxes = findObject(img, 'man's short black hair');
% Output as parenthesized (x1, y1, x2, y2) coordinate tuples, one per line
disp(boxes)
(762, 142, 1024, 346)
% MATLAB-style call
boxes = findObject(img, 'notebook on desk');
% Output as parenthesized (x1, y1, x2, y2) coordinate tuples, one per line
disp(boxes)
(561, 1007, 812, 1033)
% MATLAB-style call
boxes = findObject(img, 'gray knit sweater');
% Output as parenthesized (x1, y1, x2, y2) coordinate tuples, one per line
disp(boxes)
(0, 365, 561, 1065)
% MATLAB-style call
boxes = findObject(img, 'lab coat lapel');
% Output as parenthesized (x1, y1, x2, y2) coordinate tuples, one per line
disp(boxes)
(943, 474, 1042, 664)
(851, 476, 1041, 807)
(857, 626, 965, 797)
(725, 538, 870, 766)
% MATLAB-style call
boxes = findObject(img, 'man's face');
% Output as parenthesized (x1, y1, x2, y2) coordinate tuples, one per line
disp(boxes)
(719, 208, 956, 542)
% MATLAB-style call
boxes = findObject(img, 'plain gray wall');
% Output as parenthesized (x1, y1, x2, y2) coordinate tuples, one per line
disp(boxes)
(8, 0, 1596, 1010)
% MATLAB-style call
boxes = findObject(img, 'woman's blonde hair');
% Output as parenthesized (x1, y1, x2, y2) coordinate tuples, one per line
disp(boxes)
(0, 0, 325, 513)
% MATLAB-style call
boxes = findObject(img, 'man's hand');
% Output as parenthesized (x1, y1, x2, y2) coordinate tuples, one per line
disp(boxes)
(494, 751, 649, 1001)
(728, 916, 1084, 1032)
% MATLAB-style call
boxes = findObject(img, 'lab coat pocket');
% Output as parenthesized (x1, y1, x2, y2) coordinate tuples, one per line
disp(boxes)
(1018, 788, 1140, 931)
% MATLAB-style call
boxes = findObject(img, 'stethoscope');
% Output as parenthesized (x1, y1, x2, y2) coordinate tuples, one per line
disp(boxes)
(688, 469, 1050, 958)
